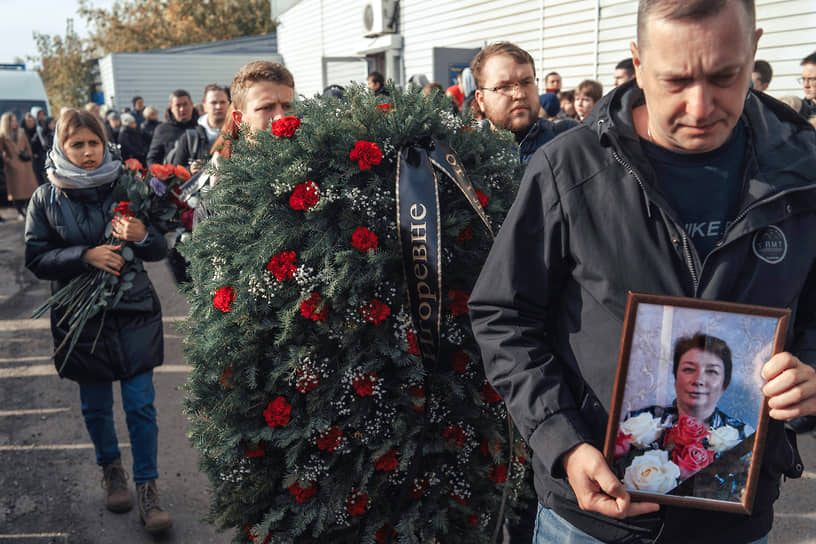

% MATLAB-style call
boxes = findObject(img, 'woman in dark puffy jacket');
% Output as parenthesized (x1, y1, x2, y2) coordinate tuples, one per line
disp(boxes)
(24, 109, 172, 534)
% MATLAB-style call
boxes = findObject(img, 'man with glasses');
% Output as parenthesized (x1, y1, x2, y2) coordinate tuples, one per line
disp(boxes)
(472, 42, 577, 164)
(800, 51, 816, 118)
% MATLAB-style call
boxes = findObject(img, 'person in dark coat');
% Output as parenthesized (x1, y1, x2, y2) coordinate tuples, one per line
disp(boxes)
(140, 106, 161, 146)
(117, 113, 148, 165)
(23, 111, 46, 184)
(146, 90, 198, 166)
(24, 109, 172, 534)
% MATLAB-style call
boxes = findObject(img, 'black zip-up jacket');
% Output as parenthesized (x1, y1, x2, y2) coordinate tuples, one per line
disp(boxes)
(146, 110, 199, 166)
(469, 80, 816, 544)
(25, 180, 168, 383)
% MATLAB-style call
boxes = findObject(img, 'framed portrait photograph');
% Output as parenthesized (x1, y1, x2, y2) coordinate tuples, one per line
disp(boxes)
(603, 292, 790, 514)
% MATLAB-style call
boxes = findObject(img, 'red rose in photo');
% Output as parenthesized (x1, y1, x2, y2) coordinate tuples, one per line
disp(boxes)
(614, 430, 632, 459)
(149, 163, 174, 181)
(346, 490, 368, 516)
(349, 140, 383, 170)
(351, 226, 378, 253)
(360, 298, 390, 325)
(263, 396, 291, 427)
(245, 442, 265, 458)
(316, 425, 342, 451)
(288, 480, 318, 503)
(113, 201, 135, 217)
(448, 289, 469, 316)
(300, 292, 328, 322)
(450, 350, 469, 374)
(124, 158, 143, 172)
(672, 443, 715, 480)
(406, 330, 420, 355)
(374, 449, 398, 471)
(376, 103, 392, 111)
(480, 381, 501, 403)
(289, 180, 320, 211)
(664, 415, 709, 448)
(375, 524, 397, 543)
(468, 515, 479, 526)
(267, 250, 297, 281)
(475, 189, 489, 208)
(456, 222, 473, 245)
(443, 425, 466, 448)
(174, 164, 191, 182)
(272, 116, 301, 137)
(213, 286, 235, 313)
(352, 372, 378, 396)
(489, 464, 507, 483)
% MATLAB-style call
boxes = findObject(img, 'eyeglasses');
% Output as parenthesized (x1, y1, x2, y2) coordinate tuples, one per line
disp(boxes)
(480, 78, 539, 96)
(798, 77, 816, 86)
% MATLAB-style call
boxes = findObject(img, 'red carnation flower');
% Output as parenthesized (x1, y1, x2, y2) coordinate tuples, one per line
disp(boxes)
(480, 439, 502, 457)
(450, 493, 467, 505)
(113, 201, 135, 217)
(316, 425, 343, 451)
(468, 515, 479, 526)
(376, 103, 392, 111)
(448, 289, 469, 316)
(352, 372, 378, 396)
(181, 208, 194, 232)
(375, 524, 397, 543)
(244, 526, 271, 544)
(456, 222, 473, 245)
(346, 490, 368, 516)
(450, 350, 469, 374)
(289, 180, 320, 211)
(213, 286, 235, 313)
(374, 449, 398, 471)
(124, 158, 143, 172)
(349, 140, 383, 170)
(406, 330, 420, 355)
(263, 396, 291, 427)
(489, 464, 507, 483)
(409, 386, 425, 412)
(481, 382, 502, 403)
(443, 425, 467, 448)
(351, 226, 378, 253)
(272, 116, 301, 137)
(245, 442, 265, 458)
(220, 366, 233, 389)
(267, 251, 297, 281)
(361, 298, 390, 325)
(475, 189, 489, 208)
(288, 480, 318, 503)
(301, 292, 328, 322)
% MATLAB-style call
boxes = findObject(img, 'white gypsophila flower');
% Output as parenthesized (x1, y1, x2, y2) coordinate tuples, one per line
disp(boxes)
(622, 449, 680, 494)
(211, 255, 227, 282)
(707, 425, 742, 454)
(439, 110, 463, 130)
(620, 412, 666, 449)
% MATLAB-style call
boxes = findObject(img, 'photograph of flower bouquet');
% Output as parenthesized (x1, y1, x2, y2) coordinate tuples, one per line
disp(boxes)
(603, 293, 789, 513)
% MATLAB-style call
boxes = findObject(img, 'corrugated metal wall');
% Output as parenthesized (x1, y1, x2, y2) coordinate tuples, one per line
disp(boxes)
(277, 0, 815, 101)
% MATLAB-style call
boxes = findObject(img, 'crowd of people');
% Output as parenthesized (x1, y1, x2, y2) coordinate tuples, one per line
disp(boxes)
(4, 0, 816, 540)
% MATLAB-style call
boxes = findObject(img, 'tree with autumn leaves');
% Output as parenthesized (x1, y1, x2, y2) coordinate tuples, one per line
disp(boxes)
(180, 85, 531, 543)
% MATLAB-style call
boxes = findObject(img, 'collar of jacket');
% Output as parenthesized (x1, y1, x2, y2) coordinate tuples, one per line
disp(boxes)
(165, 108, 199, 129)
(586, 79, 816, 226)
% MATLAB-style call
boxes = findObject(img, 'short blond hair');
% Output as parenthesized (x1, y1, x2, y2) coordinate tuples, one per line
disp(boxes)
(230, 61, 294, 111)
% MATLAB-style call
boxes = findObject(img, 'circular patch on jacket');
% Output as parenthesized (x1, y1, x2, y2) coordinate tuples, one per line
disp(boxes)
(752, 225, 787, 264)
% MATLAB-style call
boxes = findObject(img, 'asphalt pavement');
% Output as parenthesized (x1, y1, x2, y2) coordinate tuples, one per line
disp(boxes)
(0, 208, 813, 544)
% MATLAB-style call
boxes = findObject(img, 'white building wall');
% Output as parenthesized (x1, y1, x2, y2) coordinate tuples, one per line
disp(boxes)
(277, 0, 815, 100)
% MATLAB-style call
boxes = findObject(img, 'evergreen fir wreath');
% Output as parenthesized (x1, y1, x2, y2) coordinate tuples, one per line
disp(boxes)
(181, 85, 529, 543)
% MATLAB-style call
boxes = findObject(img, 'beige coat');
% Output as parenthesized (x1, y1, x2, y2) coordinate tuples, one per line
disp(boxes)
(1, 128, 39, 200)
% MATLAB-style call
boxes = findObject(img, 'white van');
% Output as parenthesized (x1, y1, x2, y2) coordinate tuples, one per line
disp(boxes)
(0, 64, 50, 121)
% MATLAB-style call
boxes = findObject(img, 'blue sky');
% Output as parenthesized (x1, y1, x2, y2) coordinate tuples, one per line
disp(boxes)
(0, 0, 117, 66)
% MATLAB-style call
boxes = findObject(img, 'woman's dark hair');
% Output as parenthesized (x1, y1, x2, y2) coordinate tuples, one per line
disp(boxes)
(58, 108, 107, 149)
(673, 333, 733, 389)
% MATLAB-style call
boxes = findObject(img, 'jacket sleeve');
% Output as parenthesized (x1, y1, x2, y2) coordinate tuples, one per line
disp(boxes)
(146, 125, 167, 166)
(131, 223, 168, 262)
(171, 130, 192, 167)
(468, 150, 594, 477)
(788, 260, 816, 432)
(24, 188, 93, 281)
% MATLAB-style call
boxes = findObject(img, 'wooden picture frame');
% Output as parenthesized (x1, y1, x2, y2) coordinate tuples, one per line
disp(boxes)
(603, 292, 790, 514)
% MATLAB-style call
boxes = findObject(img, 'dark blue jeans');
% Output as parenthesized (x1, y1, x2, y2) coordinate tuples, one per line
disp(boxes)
(534, 505, 769, 544)
(79, 370, 158, 484)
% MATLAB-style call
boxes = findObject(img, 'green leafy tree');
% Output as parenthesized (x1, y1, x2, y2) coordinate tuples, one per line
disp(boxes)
(32, 19, 94, 112)
(181, 86, 532, 543)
